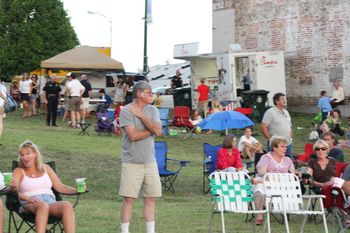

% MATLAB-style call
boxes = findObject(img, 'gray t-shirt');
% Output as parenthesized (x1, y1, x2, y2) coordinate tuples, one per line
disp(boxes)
(119, 104, 161, 164)
(262, 106, 292, 140)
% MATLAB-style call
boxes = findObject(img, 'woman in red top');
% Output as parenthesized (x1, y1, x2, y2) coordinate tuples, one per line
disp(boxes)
(216, 134, 243, 172)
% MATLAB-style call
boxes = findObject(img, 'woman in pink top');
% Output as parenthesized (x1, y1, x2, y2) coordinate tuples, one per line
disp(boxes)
(216, 134, 243, 172)
(253, 136, 295, 225)
(12, 141, 82, 233)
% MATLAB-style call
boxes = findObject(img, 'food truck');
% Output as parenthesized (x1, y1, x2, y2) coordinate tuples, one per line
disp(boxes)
(174, 43, 286, 108)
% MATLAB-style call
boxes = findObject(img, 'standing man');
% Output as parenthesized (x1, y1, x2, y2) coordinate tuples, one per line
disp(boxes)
(196, 78, 210, 118)
(0, 78, 7, 145)
(43, 74, 61, 126)
(261, 92, 293, 159)
(170, 69, 183, 90)
(331, 79, 345, 108)
(67, 72, 85, 128)
(242, 69, 251, 91)
(119, 81, 162, 233)
(79, 74, 92, 124)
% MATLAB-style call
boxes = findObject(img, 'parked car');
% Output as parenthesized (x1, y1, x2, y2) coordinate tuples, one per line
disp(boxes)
(152, 86, 174, 108)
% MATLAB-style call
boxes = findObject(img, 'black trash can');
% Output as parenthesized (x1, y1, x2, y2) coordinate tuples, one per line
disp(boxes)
(173, 87, 192, 110)
(241, 90, 269, 123)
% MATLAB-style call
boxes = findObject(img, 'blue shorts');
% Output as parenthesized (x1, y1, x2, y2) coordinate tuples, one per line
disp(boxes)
(20, 194, 56, 213)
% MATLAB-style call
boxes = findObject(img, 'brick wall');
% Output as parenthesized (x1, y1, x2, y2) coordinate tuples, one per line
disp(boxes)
(213, 0, 350, 106)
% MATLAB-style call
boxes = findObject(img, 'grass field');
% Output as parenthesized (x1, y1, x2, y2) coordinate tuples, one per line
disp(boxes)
(0, 109, 349, 233)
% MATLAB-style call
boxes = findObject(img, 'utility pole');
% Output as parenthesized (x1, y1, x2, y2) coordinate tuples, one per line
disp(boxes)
(143, 0, 148, 74)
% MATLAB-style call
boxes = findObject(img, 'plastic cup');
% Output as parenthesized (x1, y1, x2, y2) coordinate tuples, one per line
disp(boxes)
(3, 173, 12, 187)
(75, 178, 86, 193)
(333, 177, 345, 188)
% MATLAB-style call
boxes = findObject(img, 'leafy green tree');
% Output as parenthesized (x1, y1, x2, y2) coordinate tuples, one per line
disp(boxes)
(0, 0, 79, 80)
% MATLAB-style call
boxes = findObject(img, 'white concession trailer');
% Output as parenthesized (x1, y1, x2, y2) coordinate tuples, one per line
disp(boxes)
(174, 45, 286, 108)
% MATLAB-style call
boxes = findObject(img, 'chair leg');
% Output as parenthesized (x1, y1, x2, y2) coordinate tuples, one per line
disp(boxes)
(220, 209, 226, 233)
(208, 210, 214, 233)
(283, 212, 290, 233)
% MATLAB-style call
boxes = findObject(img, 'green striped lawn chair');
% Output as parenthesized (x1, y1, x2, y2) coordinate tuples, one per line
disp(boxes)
(209, 172, 268, 233)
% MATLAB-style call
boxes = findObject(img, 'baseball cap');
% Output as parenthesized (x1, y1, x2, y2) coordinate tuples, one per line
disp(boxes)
(66, 72, 72, 77)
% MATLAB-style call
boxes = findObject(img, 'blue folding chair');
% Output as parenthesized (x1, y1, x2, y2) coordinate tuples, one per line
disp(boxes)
(155, 141, 190, 193)
(203, 143, 222, 194)
(158, 108, 170, 136)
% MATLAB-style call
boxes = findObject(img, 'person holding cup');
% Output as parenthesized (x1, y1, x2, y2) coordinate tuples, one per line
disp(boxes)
(12, 140, 82, 233)
(305, 139, 336, 193)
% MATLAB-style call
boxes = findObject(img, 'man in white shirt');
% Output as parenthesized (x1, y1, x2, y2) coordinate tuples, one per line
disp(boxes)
(331, 80, 345, 108)
(67, 72, 85, 128)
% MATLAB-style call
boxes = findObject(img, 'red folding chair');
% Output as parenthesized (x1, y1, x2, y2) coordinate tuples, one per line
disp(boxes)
(171, 106, 195, 138)
(296, 143, 314, 163)
(322, 163, 350, 233)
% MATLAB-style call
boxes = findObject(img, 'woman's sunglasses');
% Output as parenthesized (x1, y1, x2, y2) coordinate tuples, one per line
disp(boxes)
(315, 147, 327, 151)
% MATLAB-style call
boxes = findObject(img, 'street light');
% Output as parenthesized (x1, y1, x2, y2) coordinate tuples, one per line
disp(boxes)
(87, 11, 112, 55)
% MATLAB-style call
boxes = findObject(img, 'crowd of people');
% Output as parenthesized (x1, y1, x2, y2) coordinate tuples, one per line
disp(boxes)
(2, 69, 350, 232)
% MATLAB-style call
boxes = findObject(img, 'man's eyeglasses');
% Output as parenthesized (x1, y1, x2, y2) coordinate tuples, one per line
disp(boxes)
(315, 147, 327, 151)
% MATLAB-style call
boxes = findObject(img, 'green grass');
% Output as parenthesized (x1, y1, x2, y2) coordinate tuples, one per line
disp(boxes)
(0, 109, 349, 233)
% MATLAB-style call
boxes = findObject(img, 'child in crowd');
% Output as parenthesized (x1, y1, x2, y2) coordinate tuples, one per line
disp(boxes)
(153, 92, 163, 108)
(317, 90, 332, 122)
(238, 127, 264, 160)
(216, 134, 244, 172)
(189, 109, 202, 133)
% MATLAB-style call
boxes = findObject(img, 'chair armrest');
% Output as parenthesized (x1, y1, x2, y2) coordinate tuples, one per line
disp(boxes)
(203, 158, 212, 164)
(57, 190, 89, 208)
(167, 158, 191, 167)
(302, 194, 325, 199)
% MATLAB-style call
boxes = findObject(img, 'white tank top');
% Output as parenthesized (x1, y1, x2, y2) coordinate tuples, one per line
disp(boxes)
(19, 166, 54, 198)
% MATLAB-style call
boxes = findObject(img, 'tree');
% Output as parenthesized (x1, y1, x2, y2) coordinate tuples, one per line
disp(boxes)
(0, 0, 79, 80)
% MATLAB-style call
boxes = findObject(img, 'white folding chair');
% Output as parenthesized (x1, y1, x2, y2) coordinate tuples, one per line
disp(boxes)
(263, 173, 328, 233)
(209, 172, 269, 233)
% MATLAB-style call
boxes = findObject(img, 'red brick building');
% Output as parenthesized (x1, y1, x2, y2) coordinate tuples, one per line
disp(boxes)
(213, 0, 350, 105)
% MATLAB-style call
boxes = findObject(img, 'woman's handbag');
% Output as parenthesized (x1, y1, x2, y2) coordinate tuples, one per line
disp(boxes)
(4, 93, 17, 113)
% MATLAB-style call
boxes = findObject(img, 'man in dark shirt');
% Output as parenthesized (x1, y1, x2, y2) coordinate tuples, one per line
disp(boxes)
(43, 74, 62, 126)
(170, 70, 183, 90)
(80, 74, 92, 123)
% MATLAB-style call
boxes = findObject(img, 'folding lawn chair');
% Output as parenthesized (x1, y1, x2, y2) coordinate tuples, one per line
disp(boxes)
(321, 162, 349, 233)
(296, 143, 314, 166)
(155, 141, 190, 193)
(208, 172, 268, 233)
(6, 161, 84, 233)
(158, 108, 170, 136)
(171, 106, 196, 139)
(263, 173, 328, 233)
(322, 184, 350, 233)
(202, 143, 221, 194)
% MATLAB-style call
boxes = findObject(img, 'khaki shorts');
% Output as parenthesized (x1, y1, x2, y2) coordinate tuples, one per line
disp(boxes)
(68, 97, 81, 112)
(81, 98, 90, 109)
(119, 162, 162, 198)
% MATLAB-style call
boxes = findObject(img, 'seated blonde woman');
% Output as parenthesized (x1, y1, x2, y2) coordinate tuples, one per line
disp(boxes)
(12, 141, 84, 233)
(305, 139, 336, 193)
(252, 136, 295, 225)
(238, 127, 264, 160)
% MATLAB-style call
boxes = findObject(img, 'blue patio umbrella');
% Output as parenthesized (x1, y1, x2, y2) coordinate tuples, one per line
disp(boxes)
(198, 111, 254, 131)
